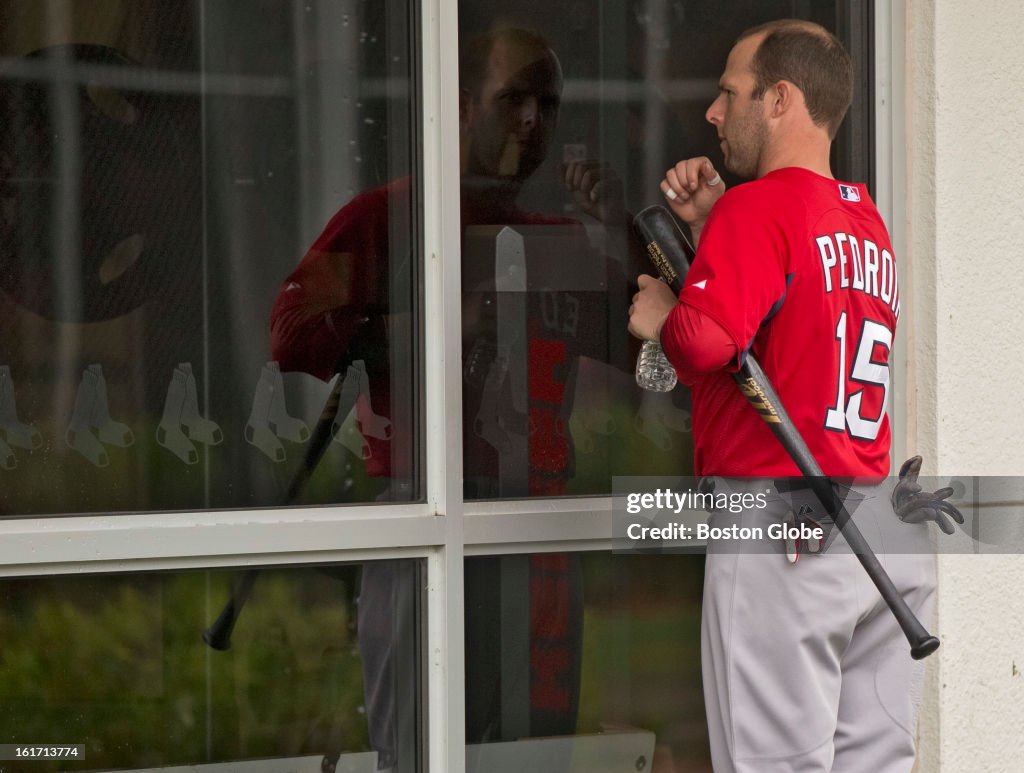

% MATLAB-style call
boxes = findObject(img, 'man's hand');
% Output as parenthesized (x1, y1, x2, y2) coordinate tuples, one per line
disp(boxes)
(660, 157, 725, 244)
(891, 455, 965, 535)
(562, 159, 625, 223)
(628, 274, 677, 342)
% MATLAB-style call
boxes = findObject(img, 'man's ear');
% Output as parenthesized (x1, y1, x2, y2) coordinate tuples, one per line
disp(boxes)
(768, 80, 796, 119)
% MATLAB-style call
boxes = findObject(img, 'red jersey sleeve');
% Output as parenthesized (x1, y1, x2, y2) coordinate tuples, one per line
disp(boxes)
(678, 181, 798, 365)
(660, 302, 736, 384)
(270, 183, 396, 381)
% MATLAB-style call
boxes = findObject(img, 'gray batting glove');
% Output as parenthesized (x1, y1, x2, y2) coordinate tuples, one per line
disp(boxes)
(891, 455, 965, 535)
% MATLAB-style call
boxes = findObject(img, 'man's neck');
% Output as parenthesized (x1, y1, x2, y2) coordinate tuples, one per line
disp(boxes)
(757, 132, 834, 179)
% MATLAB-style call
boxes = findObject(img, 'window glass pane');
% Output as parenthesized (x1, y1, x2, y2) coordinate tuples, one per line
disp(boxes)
(0, 0, 421, 516)
(462, 551, 708, 771)
(0, 560, 424, 772)
(457, 1, 872, 499)
(576, 554, 708, 771)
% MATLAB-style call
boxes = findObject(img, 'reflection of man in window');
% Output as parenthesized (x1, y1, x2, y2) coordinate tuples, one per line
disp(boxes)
(271, 26, 631, 772)
(458, 28, 629, 500)
(271, 27, 624, 492)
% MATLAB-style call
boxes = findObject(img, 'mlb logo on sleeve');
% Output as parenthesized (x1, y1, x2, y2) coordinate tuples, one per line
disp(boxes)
(838, 184, 861, 202)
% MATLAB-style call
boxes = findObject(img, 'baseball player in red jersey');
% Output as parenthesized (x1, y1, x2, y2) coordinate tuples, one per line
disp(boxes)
(629, 20, 935, 773)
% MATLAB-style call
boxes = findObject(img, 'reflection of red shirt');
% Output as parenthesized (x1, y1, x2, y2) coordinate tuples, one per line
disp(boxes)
(662, 167, 898, 477)
(271, 176, 608, 489)
(272, 179, 404, 382)
(271, 178, 412, 478)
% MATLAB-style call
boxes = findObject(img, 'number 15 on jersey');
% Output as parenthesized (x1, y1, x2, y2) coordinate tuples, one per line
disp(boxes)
(824, 310, 892, 442)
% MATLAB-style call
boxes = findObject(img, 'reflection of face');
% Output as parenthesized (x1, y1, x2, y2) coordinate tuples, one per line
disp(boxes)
(462, 38, 562, 180)
(705, 34, 768, 180)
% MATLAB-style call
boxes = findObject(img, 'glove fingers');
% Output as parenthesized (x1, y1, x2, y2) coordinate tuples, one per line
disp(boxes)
(893, 457, 964, 535)
(897, 497, 965, 521)
(934, 510, 956, 535)
(900, 508, 934, 525)
(936, 500, 966, 525)
(896, 496, 933, 517)
(901, 489, 948, 510)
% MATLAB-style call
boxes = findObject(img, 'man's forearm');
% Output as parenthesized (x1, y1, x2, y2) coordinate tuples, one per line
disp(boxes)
(660, 302, 736, 378)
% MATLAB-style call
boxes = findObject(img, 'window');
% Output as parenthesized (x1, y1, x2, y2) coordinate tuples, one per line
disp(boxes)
(0, 2, 881, 771)
(0, 0, 421, 516)
(0, 560, 424, 771)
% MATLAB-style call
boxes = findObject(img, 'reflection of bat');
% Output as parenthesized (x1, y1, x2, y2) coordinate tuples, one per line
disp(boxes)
(632, 205, 939, 660)
(203, 364, 352, 650)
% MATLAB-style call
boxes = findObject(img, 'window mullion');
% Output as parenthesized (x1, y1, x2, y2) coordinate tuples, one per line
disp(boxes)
(422, 0, 466, 770)
(875, 0, 910, 468)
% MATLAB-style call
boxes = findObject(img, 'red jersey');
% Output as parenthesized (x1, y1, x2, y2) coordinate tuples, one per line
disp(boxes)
(663, 167, 899, 477)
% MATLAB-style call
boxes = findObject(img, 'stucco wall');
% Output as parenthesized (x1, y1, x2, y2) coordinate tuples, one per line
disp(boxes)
(906, 0, 1024, 769)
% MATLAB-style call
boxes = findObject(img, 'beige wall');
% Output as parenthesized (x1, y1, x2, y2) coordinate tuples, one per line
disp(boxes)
(905, 0, 1024, 769)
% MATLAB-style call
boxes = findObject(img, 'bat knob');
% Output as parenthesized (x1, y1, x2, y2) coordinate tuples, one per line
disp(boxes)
(202, 601, 241, 651)
(910, 636, 940, 660)
(202, 623, 234, 651)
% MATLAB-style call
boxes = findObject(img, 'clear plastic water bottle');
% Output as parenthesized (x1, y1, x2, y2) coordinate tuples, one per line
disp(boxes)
(635, 340, 677, 392)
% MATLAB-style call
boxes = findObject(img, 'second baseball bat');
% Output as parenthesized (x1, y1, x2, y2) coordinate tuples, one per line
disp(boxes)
(203, 359, 353, 650)
(632, 205, 939, 660)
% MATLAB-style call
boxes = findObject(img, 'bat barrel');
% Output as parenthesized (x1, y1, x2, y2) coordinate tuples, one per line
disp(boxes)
(633, 205, 695, 293)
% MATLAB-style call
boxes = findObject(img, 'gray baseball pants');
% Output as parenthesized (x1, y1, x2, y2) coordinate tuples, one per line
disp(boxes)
(701, 480, 936, 772)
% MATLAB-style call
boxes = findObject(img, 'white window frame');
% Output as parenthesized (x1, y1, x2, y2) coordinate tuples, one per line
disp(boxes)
(0, 3, 898, 773)
(874, 0, 909, 467)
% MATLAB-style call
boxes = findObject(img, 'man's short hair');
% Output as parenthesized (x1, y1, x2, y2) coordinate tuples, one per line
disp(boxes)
(738, 19, 853, 139)
(459, 26, 561, 96)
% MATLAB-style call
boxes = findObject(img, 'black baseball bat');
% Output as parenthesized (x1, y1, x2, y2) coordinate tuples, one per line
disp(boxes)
(633, 204, 939, 660)
(203, 361, 353, 650)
